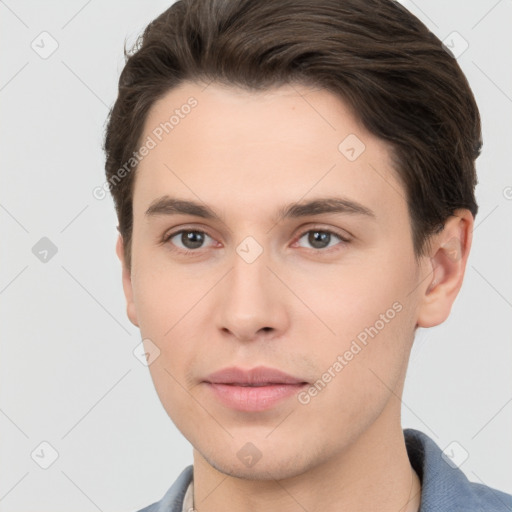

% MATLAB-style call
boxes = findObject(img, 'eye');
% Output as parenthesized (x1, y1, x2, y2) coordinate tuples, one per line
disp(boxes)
(162, 226, 350, 256)
(294, 228, 350, 251)
(164, 229, 217, 253)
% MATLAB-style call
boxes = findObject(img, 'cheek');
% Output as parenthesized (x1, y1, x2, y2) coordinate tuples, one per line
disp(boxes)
(145, 355, 202, 444)
(130, 265, 196, 383)
(131, 256, 198, 338)
(295, 253, 416, 397)
(297, 301, 414, 443)
(134, 273, 200, 428)
(298, 255, 410, 339)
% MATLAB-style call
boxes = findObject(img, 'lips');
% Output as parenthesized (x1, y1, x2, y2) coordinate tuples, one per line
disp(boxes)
(204, 366, 307, 386)
(203, 366, 308, 412)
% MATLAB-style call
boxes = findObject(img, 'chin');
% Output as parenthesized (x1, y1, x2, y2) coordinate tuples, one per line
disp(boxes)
(198, 444, 313, 481)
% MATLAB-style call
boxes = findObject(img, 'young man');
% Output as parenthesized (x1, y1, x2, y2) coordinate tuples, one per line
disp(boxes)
(103, 0, 512, 511)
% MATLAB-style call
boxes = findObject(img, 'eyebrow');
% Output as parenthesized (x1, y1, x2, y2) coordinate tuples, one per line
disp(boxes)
(144, 195, 376, 222)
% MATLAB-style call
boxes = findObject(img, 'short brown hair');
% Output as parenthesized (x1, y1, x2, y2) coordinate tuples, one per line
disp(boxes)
(103, 0, 482, 271)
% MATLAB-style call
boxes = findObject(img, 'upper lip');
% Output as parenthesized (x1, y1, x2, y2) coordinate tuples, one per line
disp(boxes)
(204, 366, 307, 385)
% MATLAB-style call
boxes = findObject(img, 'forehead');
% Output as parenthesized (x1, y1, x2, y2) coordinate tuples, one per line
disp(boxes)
(132, 81, 406, 227)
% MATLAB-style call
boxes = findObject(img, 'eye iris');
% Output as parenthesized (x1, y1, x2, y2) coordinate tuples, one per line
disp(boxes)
(182, 231, 204, 249)
(309, 231, 330, 249)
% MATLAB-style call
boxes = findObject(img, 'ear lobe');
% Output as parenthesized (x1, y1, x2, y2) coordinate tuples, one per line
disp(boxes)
(416, 210, 473, 328)
(116, 234, 139, 327)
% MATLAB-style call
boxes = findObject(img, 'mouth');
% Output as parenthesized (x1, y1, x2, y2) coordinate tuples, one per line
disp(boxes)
(203, 366, 309, 412)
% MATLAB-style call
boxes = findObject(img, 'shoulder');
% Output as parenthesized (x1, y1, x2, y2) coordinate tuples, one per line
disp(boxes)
(404, 428, 512, 511)
(134, 465, 193, 512)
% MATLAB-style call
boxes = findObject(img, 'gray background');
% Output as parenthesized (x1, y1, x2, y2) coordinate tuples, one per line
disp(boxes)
(1, 0, 511, 510)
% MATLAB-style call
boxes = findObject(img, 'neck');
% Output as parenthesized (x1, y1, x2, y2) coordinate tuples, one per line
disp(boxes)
(191, 405, 422, 512)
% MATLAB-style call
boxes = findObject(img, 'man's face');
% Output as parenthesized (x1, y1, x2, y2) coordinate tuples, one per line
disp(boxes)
(120, 81, 429, 479)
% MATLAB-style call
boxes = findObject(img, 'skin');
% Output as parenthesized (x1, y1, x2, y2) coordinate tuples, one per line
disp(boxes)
(116, 81, 473, 512)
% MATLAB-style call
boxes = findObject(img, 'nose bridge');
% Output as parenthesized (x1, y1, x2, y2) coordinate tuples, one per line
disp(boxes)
(230, 239, 274, 311)
(216, 237, 287, 339)
(232, 241, 269, 293)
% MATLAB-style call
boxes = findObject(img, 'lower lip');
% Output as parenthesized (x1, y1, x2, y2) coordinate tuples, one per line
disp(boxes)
(205, 382, 307, 412)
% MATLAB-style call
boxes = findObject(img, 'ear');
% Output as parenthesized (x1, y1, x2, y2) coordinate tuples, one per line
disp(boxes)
(116, 233, 139, 327)
(416, 209, 474, 328)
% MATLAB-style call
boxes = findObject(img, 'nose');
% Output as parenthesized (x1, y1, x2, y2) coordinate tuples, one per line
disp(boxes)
(215, 246, 290, 343)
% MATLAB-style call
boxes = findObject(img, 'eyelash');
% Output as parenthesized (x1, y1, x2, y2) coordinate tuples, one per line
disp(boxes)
(162, 226, 351, 256)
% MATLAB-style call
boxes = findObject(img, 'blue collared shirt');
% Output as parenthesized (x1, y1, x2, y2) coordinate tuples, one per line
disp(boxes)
(136, 428, 512, 511)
